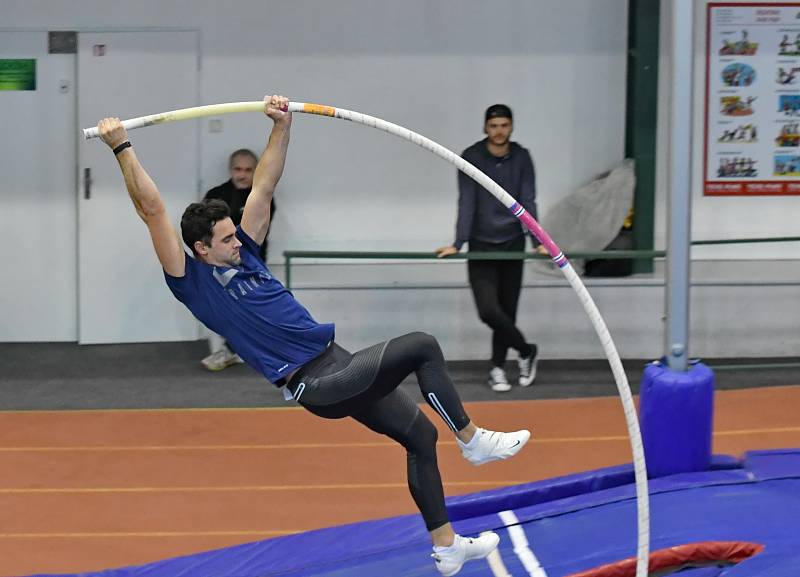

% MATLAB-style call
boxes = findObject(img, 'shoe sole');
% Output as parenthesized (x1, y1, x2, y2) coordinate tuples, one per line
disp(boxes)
(202, 359, 243, 372)
(467, 430, 531, 466)
(489, 381, 512, 392)
(202, 363, 228, 372)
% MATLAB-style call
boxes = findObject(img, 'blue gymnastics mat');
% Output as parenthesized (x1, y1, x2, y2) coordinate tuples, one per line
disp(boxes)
(29, 450, 800, 577)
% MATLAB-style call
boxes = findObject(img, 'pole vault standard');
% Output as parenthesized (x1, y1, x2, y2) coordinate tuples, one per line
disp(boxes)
(85, 100, 651, 577)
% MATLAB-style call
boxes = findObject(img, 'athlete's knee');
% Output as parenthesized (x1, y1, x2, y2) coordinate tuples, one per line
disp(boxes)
(407, 411, 438, 457)
(407, 331, 436, 347)
(404, 331, 444, 362)
(416, 412, 439, 447)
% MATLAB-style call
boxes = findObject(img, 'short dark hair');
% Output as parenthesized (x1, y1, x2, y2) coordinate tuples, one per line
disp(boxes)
(181, 199, 231, 255)
(228, 148, 257, 168)
(484, 104, 513, 123)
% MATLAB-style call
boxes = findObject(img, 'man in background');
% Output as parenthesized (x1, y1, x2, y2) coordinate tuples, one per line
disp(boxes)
(436, 104, 540, 392)
(201, 149, 276, 371)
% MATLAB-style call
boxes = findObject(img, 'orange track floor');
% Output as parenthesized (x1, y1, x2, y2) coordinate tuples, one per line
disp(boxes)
(1, 386, 799, 576)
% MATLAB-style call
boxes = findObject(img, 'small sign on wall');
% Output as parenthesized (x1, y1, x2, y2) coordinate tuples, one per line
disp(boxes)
(0, 59, 36, 91)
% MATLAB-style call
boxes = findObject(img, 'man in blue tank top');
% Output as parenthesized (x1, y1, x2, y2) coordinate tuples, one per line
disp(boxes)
(97, 95, 531, 576)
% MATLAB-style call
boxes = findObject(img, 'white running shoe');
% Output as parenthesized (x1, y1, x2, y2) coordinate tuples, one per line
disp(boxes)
(488, 366, 512, 392)
(458, 427, 531, 466)
(201, 346, 244, 371)
(432, 532, 500, 576)
(518, 344, 538, 387)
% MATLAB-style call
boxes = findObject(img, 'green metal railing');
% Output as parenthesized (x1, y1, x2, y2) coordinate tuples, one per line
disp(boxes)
(283, 236, 800, 290)
(283, 249, 664, 288)
(281, 236, 800, 371)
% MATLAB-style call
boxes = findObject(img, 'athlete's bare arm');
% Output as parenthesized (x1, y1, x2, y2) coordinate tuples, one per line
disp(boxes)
(240, 95, 292, 245)
(98, 117, 185, 277)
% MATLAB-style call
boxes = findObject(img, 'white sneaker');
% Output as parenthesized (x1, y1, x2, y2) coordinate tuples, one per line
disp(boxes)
(458, 427, 531, 466)
(518, 344, 538, 387)
(488, 366, 512, 392)
(201, 347, 244, 371)
(432, 532, 500, 576)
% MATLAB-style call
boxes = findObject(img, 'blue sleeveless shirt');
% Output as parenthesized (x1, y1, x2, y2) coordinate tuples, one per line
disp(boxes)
(164, 227, 334, 384)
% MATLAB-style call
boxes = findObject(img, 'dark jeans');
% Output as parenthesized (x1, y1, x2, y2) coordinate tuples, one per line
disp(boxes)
(468, 236, 532, 368)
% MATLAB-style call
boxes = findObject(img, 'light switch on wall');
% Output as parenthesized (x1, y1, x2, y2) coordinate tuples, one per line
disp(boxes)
(209, 118, 223, 133)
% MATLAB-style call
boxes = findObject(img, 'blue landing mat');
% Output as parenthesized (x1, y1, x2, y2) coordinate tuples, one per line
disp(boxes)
(30, 449, 800, 577)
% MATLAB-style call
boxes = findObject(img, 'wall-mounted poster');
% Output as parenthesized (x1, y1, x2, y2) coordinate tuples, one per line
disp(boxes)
(705, 3, 800, 195)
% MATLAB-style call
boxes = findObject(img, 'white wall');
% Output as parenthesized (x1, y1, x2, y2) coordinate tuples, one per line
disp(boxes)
(0, 32, 77, 341)
(1, 1, 795, 358)
(2, 0, 635, 350)
(199, 1, 628, 258)
(4, 0, 628, 258)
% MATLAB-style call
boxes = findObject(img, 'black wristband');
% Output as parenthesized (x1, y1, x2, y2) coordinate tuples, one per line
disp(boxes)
(113, 141, 132, 156)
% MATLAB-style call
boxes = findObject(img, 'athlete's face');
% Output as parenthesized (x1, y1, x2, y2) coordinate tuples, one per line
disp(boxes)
(198, 217, 242, 267)
(484, 117, 513, 147)
(229, 154, 256, 190)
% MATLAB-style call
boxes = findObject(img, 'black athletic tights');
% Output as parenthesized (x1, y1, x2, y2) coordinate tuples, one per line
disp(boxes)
(286, 332, 470, 531)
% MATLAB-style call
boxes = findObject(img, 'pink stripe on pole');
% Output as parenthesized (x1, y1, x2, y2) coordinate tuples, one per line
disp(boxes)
(514, 207, 566, 265)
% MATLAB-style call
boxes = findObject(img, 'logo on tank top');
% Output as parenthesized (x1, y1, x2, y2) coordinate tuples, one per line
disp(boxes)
(213, 267, 272, 301)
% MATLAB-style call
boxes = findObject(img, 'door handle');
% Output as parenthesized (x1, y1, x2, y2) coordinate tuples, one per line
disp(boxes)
(84, 167, 92, 199)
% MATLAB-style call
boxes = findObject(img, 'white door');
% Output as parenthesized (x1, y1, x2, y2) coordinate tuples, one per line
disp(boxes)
(77, 31, 200, 344)
(0, 31, 77, 341)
